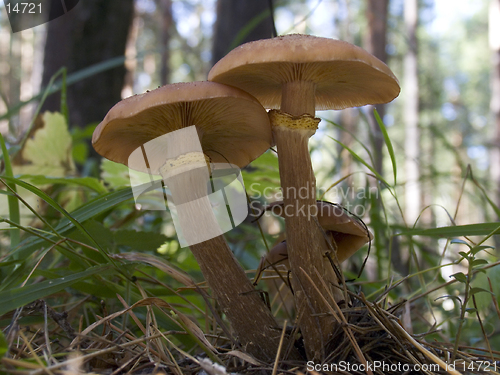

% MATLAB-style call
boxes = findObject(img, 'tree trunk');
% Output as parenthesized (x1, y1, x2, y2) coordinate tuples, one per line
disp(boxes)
(404, 0, 420, 225)
(490, 0, 500, 218)
(365, 0, 389, 175)
(211, 0, 275, 66)
(364, 0, 390, 279)
(41, 0, 134, 129)
(158, 0, 173, 86)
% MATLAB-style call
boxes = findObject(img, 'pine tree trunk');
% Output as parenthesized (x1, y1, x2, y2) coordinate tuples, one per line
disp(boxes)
(404, 0, 421, 224)
(365, 0, 389, 175)
(41, 0, 134, 129)
(158, 0, 173, 86)
(490, 0, 500, 219)
(211, 0, 275, 66)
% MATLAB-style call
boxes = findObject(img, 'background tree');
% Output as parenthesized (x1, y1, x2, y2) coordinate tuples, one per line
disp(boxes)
(490, 0, 500, 215)
(211, 0, 275, 67)
(365, 0, 389, 175)
(157, 0, 173, 86)
(41, 0, 135, 129)
(404, 0, 420, 224)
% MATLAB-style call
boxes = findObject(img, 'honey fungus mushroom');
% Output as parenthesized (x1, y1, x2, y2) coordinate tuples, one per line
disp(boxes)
(254, 201, 372, 284)
(92, 81, 299, 361)
(209, 34, 399, 360)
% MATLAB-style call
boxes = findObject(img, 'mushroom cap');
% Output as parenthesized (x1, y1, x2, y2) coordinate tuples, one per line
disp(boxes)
(266, 200, 372, 262)
(92, 81, 273, 172)
(208, 34, 400, 110)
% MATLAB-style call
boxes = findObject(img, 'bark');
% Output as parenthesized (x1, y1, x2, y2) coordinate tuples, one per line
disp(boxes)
(211, 0, 275, 66)
(365, 0, 389, 175)
(364, 0, 391, 278)
(404, 0, 421, 224)
(41, 0, 134, 129)
(490, 0, 500, 214)
(158, 0, 173, 86)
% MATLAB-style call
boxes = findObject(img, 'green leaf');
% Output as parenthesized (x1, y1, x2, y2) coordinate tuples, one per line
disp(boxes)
(471, 245, 495, 255)
(67, 220, 115, 256)
(19, 175, 107, 194)
(450, 272, 467, 283)
(243, 150, 281, 196)
(0, 265, 110, 316)
(101, 158, 131, 189)
(1, 177, 103, 250)
(18, 111, 75, 177)
(0, 330, 7, 359)
(0, 259, 32, 293)
(114, 229, 169, 252)
(398, 223, 500, 238)
(472, 259, 488, 268)
(373, 109, 397, 184)
(7, 186, 134, 262)
(0, 133, 20, 247)
(470, 287, 493, 296)
(61, 187, 134, 226)
(465, 308, 477, 314)
(451, 238, 471, 247)
(458, 251, 469, 259)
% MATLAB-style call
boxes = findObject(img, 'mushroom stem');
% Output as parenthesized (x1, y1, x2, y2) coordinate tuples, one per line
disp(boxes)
(161, 154, 299, 361)
(271, 81, 343, 360)
(281, 81, 316, 116)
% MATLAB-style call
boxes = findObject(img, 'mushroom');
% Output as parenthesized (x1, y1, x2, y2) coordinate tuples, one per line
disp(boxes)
(92, 81, 298, 361)
(254, 200, 372, 284)
(209, 34, 399, 359)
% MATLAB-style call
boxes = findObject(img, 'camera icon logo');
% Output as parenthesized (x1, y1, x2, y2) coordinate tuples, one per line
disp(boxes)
(128, 126, 248, 247)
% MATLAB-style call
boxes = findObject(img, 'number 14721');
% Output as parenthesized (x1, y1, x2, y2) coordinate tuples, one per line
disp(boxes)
(6, 3, 42, 14)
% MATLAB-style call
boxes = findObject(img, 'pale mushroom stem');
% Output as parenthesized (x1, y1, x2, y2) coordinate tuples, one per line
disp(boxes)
(271, 80, 343, 361)
(161, 151, 298, 361)
(281, 81, 316, 116)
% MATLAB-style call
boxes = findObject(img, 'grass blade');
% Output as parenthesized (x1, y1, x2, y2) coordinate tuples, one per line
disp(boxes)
(7, 187, 134, 261)
(329, 136, 391, 188)
(373, 109, 397, 184)
(60, 67, 69, 124)
(397, 222, 500, 238)
(0, 177, 120, 270)
(19, 175, 107, 194)
(0, 264, 110, 316)
(0, 134, 20, 248)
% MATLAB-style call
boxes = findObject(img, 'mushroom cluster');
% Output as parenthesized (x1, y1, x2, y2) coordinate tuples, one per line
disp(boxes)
(93, 34, 399, 362)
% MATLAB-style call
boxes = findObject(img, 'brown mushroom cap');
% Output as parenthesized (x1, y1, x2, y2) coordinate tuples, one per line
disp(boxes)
(208, 34, 400, 110)
(92, 81, 273, 172)
(266, 200, 372, 263)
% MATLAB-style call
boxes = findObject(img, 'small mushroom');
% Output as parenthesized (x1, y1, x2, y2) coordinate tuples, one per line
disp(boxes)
(254, 201, 372, 284)
(92, 81, 297, 361)
(209, 35, 399, 359)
